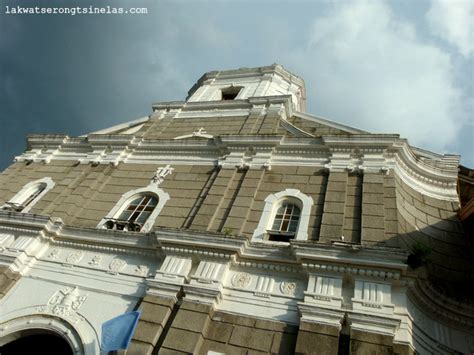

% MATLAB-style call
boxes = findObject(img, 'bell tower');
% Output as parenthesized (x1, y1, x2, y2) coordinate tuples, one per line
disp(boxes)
(186, 64, 307, 112)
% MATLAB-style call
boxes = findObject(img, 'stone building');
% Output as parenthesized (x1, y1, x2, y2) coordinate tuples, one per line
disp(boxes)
(0, 64, 473, 354)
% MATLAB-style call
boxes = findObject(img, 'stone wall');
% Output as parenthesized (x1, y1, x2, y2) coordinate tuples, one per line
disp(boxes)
(138, 110, 287, 140)
(0, 162, 403, 245)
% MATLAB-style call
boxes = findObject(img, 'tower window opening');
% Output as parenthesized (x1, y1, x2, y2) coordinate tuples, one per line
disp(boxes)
(221, 87, 242, 101)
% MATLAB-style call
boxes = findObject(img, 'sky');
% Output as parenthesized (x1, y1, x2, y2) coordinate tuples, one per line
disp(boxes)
(0, 0, 472, 170)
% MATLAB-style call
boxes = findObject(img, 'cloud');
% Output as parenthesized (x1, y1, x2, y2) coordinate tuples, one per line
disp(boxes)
(426, 0, 473, 57)
(287, 0, 466, 153)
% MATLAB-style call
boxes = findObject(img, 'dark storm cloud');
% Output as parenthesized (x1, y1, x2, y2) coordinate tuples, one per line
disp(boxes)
(0, 0, 472, 171)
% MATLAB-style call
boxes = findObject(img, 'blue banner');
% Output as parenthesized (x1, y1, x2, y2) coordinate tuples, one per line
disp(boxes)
(101, 310, 141, 352)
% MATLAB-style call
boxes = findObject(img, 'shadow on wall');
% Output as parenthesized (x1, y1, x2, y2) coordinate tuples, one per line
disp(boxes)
(386, 216, 474, 303)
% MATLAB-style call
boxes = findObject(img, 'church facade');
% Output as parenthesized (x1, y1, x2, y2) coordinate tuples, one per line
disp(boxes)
(0, 65, 473, 354)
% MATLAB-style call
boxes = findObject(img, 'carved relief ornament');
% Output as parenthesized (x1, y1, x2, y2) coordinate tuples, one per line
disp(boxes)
(231, 272, 252, 288)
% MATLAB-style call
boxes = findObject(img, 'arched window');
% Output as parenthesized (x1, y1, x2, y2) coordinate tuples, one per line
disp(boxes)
(268, 202, 301, 242)
(1, 177, 55, 213)
(104, 194, 158, 232)
(252, 189, 313, 243)
(98, 185, 170, 233)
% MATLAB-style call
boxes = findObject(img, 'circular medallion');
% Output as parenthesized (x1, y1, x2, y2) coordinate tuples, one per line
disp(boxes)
(231, 272, 252, 288)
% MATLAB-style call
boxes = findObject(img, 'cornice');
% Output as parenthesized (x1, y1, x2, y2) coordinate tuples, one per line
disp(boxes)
(151, 101, 186, 111)
(155, 229, 246, 255)
(0, 211, 61, 233)
(13, 122, 459, 201)
(2, 211, 473, 334)
(0, 212, 408, 277)
(238, 242, 299, 264)
(216, 135, 457, 201)
(46, 237, 156, 258)
(233, 258, 302, 274)
(291, 241, 408, 276)
(321, 135, 458, 200)
(58, 225, 156, 249)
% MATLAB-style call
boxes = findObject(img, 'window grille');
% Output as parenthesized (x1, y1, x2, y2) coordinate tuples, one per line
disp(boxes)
(268, 203, 301, 242)
(104, 195, 158, 232)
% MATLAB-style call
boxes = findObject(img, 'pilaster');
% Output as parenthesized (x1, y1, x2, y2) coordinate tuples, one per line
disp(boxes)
(296, 303, 344, 355)
(361, 172, 387, 243)
(319, 171, 348, 243)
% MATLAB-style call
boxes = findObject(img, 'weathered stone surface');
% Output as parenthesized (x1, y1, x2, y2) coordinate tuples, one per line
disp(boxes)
(172, 309, 210, 333)
(351, 341, 393, 355)
(351, 329, 393, 346)
(162, 328, 202, 353)
(144, 295, 176, 308)
(362, 173, 384, 184)
(204, 320, 234, 342)
(325, 191, 347, 202)
(140, 302, 172, 324)
(320, 224, 344, 239)
(254, 319, 297, 333)
(322, 212, 344, 225)
(199, 340, 247, 355)
(133, 320, 163, 345)
(295, 330, 338, 355)
(271, 331, 298, 354)
(158, 347, 191, 355)
(180, 300, 213, 314)
(362, 216, 385, 229)
(229, 325, 274, 352)
(363, 183, 385, 194)
(213, 311, 256, 327)
(323, 202, 345, 214)
(127, 340, 154, 355)
(299, 321, 340, 337)
(363, 193, 384, 205)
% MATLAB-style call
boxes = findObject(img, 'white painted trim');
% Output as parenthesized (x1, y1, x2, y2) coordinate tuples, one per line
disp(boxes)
(0, 312, 92, 354)
(97, 183, 170, 233)
(83, 116, 149, 136)
(2, 177, 55, 213)
(294, 111, 367, 134)
(252, 188, 313, 242)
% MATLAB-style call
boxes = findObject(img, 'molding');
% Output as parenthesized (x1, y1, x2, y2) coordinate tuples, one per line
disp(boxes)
(348, 312, 400, 337)
(85, 116, 149, 136)
(293, 242, 407, 275)
(97, 183, 170, 233)
(294, 111, 367, 134)
(233, 259, 301, 274)
(252, 188, 313, 242)
(298, 303, 345, 329)
(13, 128, 459, 201)
(1, 177, 55, 213)
(183, 284, 222, 306)
(0, 314, 90, 354)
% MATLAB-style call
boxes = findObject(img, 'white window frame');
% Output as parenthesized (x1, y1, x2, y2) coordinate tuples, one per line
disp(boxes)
(252, 188, 313, 243)
(97, 184, 170, 233)
(1, 177, 55, 213)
